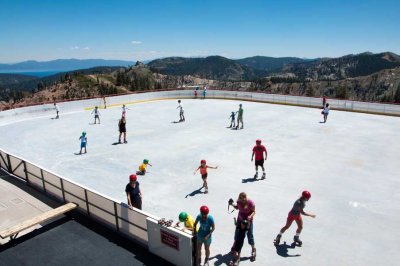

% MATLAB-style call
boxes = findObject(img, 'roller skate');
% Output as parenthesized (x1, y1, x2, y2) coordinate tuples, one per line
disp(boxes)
(261, 172, 266, 180)
(253, 172, 258, 179)
(250, 248, 256, 262)
(274, 234, 281, 246)
(294, 235, 302, 246)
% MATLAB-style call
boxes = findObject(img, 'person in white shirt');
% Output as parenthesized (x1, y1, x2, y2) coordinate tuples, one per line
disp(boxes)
(322, 103, 330, 123)
(54, 103, 60, 119)
(177, 100, 185, 122)
(122, 104, 130, 118)
(91, 106, 101, 124)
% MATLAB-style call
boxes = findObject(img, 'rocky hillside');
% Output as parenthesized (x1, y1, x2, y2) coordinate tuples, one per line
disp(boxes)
(279, 52, 400, 81)
(148, 56, 264, 81)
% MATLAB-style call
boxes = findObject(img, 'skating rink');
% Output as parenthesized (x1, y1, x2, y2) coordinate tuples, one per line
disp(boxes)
(1, 98, 399, 266)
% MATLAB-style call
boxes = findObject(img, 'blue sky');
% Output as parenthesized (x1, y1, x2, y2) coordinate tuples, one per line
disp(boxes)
(0, 0, 399, 63)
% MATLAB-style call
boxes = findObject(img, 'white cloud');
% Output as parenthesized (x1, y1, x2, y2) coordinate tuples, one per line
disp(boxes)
(131, 41, 142, 45)
(83, 47, 90, 50)
(70, 46, 80, 50)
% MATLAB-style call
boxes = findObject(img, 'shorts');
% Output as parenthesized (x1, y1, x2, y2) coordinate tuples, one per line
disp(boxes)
(95, 115, 99, 119)
(80, 143, 86, 148)
(197, 235, 212, 245)
(201, 173, 208, 179)
(136, 170, 145, 176)
(287, 212, 302, 222)
(255, 159, 264, 167)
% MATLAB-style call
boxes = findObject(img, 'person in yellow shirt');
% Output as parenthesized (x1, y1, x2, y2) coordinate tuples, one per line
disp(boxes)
(136, 159, 152, 175)
(175, 212, 196, 232)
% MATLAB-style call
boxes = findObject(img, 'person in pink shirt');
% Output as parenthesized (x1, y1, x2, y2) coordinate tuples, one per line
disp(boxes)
(230, 192, 257, 262)
(251, 139, 267, 179)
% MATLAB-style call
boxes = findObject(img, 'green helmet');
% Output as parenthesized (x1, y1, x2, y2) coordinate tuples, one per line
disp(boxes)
(179, 212, 188, 222)
(143, 159, 149, 164)
(82, 131, 86, 136)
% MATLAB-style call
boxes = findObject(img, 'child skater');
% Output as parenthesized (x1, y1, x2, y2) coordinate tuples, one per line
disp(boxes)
(79, 131, 87, 154)
(228, 112, 236, 128)
(136, 159, 152, 175)
(229, 219, 250, 266)
(193, 160, 218, 194)
(91, 106, 101, 124)
(122, 104, 130, 118)
(274, 190, 316, 246)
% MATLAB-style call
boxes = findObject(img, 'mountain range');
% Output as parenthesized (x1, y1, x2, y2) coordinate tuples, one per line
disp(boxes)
(1, 52, 400, 105)
(0, 59, 134, 72)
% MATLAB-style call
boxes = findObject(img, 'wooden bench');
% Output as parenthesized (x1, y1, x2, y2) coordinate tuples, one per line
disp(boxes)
(0, 202, 77, 240)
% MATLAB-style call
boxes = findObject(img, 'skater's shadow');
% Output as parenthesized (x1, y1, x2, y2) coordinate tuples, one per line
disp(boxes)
(112, 142, 121, 145)
(242, 177, 262, 183)
(209, 252, 232, 265)
(89, 122, 98, 125)
(319, 121, 326, 123)
(275, 241, 301, 257)
(171, 120, 184, 124)
(50, 117, 58, 120)
(185, 187, 204, 198)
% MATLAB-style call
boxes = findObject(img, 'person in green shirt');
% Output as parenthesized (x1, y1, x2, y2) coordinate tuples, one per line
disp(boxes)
(236, 104, 244, 129)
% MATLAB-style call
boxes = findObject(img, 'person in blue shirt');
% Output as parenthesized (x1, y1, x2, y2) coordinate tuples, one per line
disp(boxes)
(79, 131, 87, 154)
(193, 205, 215, 266)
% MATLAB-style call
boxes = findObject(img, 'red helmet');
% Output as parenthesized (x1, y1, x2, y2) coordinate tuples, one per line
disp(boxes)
(302, 190, 311, 199)
(201, 159, 206, 164)
(129, 174, 137, 181)
(200, 205, 209, 214)
(256, 139, 262, 144)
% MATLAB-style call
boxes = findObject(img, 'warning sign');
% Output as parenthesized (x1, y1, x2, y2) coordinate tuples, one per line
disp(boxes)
(160, 229, 180, 251)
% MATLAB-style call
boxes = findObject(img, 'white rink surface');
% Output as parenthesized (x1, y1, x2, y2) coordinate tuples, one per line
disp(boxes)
(1, 98, 400, 266)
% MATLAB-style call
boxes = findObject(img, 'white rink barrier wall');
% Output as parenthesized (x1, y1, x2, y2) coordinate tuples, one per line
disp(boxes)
(0, 90, 399, 125)
(0, 148, 194, 266)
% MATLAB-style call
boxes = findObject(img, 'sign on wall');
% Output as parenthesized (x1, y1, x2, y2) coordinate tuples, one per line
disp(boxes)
(161, 229, 180, 251)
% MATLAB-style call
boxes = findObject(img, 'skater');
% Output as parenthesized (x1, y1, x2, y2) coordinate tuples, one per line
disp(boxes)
(194, 90, 198, 98)
(203, 87, 207, 99)
(103, 96, 107, 109)
(125, 174, 142, 210)
(228, 112, 236, 128)
(236, 104, 243, 129)
(251, 139, 268, 179)
(176, 100, 185, 122)
(91, 106, 101, 124)
(118, 117, 127, 144)
(193, 160, 218, 194)
(322, 103, 330, 123)
(54, 103, 60, 119)
(230, 192, 256, 262)
(136, 159, 152, 175)
(193, 206, 215, 266)
(322, 95, 327, 109)
(175, 211, 196, 232)
(122, 104, 130, 118)
(78, 131, 87, 154)
(229, 219, 250, 266)
(274, 191, 316, 246)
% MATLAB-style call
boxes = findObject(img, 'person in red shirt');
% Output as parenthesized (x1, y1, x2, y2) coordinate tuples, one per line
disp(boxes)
(322, 95, 327, 109)
(193, 159, 218, 194)
(251, 139, 267, 179)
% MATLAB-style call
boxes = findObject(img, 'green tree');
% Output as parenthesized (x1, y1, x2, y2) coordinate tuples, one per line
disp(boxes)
(336, 86, 348, 99)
